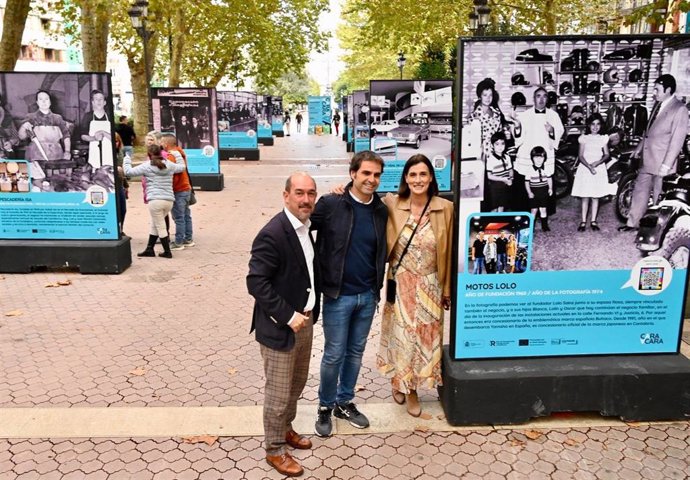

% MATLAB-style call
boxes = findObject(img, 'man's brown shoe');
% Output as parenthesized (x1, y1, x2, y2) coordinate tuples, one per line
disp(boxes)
(286, 429, 312, 449)
(266, 452, 304, 477)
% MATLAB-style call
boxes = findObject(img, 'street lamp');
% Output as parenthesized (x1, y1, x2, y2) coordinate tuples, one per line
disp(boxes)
(397, 52, 406, 80)
(468, 0, 491, 36)
(128, 0, 154, 132)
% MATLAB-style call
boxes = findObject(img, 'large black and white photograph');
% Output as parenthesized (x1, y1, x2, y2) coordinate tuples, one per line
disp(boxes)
(217, 91, 258, 133)
(458, 36, 690, 272)
(151, 88, 218, 151)
(369, 80, 452, 160)
(352, 90, 370, 148)
(0, 72, 116, 193)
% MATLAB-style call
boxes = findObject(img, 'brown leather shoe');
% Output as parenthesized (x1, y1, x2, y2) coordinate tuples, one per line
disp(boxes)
(286, 429, 312, 449)
(406, 390, 422, 417)
(266, 452, 304, 477)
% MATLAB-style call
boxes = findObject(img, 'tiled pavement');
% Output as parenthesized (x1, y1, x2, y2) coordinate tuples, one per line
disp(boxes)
(2, 131, 690, 478)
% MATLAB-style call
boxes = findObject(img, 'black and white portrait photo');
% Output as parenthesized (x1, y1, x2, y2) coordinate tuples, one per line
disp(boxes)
(217, 91, 258, 134)
(151, 88, 218, 151)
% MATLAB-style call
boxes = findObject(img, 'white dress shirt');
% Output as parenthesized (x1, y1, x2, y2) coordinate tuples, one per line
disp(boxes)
(284, 208, 315, 323)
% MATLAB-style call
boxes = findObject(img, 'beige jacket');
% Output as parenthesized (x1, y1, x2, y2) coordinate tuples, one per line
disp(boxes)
(384, 195, 454, 297)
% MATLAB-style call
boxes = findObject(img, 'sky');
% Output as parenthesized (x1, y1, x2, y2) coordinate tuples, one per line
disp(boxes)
(307, 0, 345, 95)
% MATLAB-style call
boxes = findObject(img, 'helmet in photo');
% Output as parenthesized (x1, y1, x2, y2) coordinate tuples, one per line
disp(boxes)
(603, 89, 617, 103)
(559, 81, 573, 96)
(603, 67, 620, 84)
(628, 68, 645, 83)
(587, 61, 600, 72)
(511, 92, 527, 107)
(511, 72, 529, 86)
(588, 80, 602, 94)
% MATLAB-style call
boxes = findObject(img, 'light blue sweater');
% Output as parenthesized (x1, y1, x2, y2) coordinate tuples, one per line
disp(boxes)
(123, 156, 185, 202)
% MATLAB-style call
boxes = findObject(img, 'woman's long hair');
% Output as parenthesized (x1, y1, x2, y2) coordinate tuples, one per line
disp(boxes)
(398, 154, 439, 198)
(148, 144, 167, 170)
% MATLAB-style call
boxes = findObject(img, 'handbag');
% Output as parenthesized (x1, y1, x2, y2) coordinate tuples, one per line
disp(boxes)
(386, 196, 432, 303)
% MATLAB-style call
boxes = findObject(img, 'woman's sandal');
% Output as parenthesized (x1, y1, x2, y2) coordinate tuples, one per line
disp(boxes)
(392, 388, 405, 405)
(591, 221, 600, 231)
(577, 222, 586, 232)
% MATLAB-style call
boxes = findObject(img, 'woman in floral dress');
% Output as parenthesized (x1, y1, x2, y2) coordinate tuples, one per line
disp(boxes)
(470, 77, 506, 162)
(378, 155, 453, 417)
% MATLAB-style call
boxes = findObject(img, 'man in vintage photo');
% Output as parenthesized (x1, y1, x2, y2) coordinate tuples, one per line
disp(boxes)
(619, 74, 689, 232)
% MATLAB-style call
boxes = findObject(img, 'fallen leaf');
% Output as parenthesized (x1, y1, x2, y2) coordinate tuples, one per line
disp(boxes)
(626, 421, 642, 427)
(524, 429, 543, 440)
(564, 438, 579, 446)
(45, 283, 60, 288)
(355, 384, 365, 392)
(182, 435, 218, 446)
(57, 279, 72, 286)
(4, 309, 23, 317)
(511, 439, 526, 447)
(414, 425, 430, 432)
(0, 275, 5, 280)
(193, 275, 203, 280)
(437, 414, 446, 420)
(419, 412, 433, 420)
(128, 367, 146, 376)
(227, 368, 237, 375)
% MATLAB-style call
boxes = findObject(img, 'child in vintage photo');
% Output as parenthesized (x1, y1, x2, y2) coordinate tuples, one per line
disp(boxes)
(571, 113, 612, 232)
(524, 146, 552, 231)
(485, 131, 513, 212)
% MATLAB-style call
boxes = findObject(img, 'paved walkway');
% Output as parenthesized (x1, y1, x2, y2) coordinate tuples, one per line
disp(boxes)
(1, 131, 690, 479)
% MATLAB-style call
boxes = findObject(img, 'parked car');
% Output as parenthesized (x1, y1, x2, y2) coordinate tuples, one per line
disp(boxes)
(430, 118, 452, 134)
(387, 117, 431, 149)
(371, 119, 399, 135)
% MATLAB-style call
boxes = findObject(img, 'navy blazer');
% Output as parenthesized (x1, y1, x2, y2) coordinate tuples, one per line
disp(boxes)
(247, 211, 320, 351)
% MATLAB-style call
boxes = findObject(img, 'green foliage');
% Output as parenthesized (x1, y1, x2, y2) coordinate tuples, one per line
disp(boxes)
(622, 0, 689, 32)
(413, 46, 450, 79)
(262, 70, 321, 105)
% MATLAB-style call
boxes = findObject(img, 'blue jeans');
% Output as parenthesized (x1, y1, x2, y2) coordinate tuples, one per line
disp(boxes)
(172, 190, 193, 243)
(319, 291, 376, 407)
(497, 253, 507, 273)
(472, 257, 485, 274)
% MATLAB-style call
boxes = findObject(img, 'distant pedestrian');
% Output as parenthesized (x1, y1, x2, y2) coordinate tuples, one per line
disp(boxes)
(332, 110, 341, 136)
(284, 110, 291, 136)
(124, 144, 186, 258)
(295, 112, 303, 133)
(160, 134, 194, 250)
(116, 115, 136, 158)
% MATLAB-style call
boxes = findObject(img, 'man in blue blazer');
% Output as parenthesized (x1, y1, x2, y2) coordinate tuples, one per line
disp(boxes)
(621, 74, 689, 231)
(247, 172, 320, 477)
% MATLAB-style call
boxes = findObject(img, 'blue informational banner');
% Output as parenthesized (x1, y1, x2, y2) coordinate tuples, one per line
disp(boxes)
(307, 96, 332, 134)
(369, 80, 453, 193)
(217, 91, 258, 149)
(270, 96, 283, 133)
(256, 95, 272, 139)
(353, 90, 370, 153)
(151, 88, 220, 174)
(453, 35, 690, 360)
(346, 94, 354, 143)
(0, 72, 120, 240)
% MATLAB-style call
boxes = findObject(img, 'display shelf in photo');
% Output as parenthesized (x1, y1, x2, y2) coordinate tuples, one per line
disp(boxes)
(369, 79, 453, 192)
(150, 88, 219, 174)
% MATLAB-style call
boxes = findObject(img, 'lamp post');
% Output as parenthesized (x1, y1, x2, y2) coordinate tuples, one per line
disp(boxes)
(128, 0, 154, 132)
(468, 0, 491, 36)
(397, 52, 406, 80)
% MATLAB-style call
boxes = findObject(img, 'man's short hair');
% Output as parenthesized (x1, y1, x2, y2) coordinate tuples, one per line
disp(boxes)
(655, 74, 677, 95)
(160, 133, 178, 146)
(285, 171, 315, 192)
(533, 87, 547, 99)
(349, 150, 384, 174)
(119, 115, 127, 122)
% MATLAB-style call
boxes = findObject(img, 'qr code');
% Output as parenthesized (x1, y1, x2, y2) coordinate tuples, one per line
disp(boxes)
(638, 267, 664, 291)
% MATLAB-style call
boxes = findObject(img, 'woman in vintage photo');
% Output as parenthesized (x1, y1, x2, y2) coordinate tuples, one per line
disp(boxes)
(18, 90, 72, 163)
(377, 154, 453, 417)
(79, 89, 113, 168)
(470, 77, 506, 161)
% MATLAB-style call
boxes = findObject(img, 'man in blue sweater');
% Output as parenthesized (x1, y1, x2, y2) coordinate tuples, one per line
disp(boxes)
(310, 151, 388, 437)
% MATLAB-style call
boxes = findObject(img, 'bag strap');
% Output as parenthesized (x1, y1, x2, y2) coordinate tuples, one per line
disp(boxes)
(391, 195, 432, 277)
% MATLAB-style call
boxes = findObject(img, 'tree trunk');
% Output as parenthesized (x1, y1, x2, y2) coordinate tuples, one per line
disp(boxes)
(128, 56, 149, 145)
(544, 0, 557, 34)
(168, 9, 186, 87)
(80, 1, 110, 71)
(0, 0, 31, 70)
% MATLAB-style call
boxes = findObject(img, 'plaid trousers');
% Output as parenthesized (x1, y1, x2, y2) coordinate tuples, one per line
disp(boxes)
(260, 316, 313, 455)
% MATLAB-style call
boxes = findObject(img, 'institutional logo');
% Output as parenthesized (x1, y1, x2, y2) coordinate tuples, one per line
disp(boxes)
(639, 333, 664, 345)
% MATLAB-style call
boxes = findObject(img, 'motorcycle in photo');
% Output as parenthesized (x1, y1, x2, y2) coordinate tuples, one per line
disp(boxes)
(636, 135, 690, 267)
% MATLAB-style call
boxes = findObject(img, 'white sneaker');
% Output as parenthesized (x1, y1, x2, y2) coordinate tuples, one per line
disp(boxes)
(183, 240, 195, 247)
(170, 242, 185, 251)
